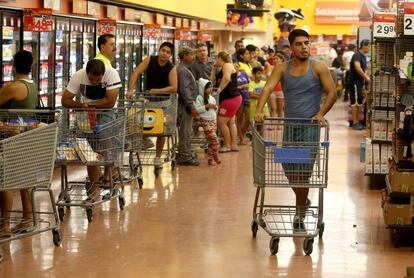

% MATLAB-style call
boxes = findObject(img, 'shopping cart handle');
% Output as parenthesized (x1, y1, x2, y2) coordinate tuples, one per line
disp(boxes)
(321, 141, 330, 148)
(264, 140, 273, 147)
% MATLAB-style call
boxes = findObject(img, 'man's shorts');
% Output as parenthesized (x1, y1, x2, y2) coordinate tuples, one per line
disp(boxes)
(80, 110, 117, 155)
(281, 123, 320, 180)
(349, 82, 364, 106)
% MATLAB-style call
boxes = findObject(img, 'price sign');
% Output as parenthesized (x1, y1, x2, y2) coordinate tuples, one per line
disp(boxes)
(373, 22, 395, 38)
(373, 13, 396, 38)
(97, 19, 116, 35)
(23, 8, 53, 32)
(404, 3, 414, 35)
(404, 14, 414, 35)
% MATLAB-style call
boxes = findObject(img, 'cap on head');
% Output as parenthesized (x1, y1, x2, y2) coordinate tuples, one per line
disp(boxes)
(360, 39, 370, 48)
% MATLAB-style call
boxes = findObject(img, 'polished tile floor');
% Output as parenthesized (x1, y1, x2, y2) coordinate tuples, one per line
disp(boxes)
(1, 102, 413, 278)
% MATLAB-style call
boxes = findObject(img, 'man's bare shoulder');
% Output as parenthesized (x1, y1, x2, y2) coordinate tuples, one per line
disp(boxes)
(3, 81, 25, 94)
(313, 59, 329, 73)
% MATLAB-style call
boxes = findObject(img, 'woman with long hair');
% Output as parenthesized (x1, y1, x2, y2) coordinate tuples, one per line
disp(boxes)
(234, 48, 251, 145)
(210, 51, 242, 152)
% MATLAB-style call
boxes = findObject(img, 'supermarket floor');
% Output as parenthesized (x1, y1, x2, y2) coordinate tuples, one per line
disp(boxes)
(1, 102, 413, 278)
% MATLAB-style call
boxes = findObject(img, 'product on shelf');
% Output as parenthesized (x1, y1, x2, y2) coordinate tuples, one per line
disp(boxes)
(72, 138, 101, 162)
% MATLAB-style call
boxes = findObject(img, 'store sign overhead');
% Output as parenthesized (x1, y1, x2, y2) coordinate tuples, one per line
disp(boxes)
(315, 2, 360, 24)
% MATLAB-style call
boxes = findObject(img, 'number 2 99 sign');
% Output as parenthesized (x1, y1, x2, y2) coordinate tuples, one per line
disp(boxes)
(24, 8, 53, 32)
(373, 13, 396, 38)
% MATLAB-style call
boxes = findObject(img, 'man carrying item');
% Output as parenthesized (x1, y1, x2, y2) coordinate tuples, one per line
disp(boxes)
(62, 59, 121, 201)
(126, 42, 177, 168)
(0, 50, 39, 233)
(177, 46, 200, 166)
(95, 34, 116, 67)
(190, 42, 214, 80)
(348, 39, 370, 130)
(255, 29, 337, 230)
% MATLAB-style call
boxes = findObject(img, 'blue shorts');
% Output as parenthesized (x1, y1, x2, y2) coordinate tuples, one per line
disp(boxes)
(281, 123, 320, 179)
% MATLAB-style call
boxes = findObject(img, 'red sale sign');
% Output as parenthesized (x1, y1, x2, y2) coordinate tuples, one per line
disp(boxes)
(23, 8, 53, 32)
(97, 19, 116, 35)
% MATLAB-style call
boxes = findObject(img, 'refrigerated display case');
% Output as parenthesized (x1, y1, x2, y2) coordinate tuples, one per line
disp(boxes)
(24, 28, 55, 107)
(1, 11, 22, 88)
(69, 20, 83, 77)
(54, 17, 96, 107)
(115, 22, 143, 98)
(55, 18, 70, 107)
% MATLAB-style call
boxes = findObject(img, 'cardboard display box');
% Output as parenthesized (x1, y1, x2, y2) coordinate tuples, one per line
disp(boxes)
(389, 167, 414, 193)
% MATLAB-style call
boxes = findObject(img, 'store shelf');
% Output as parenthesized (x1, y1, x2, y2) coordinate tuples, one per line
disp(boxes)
(371, 140, 392, 145)
(365, 172, 386, 176)
(373, 106, 396, 111)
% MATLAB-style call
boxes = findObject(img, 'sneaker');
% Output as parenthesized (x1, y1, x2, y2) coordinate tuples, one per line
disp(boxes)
(154, 157, 163, 169)
(177, 158, 200, 166)
(142, 138, 155, 150)
(293, 215, 306, 230)
(293, 198, 311, 230)
(353, 122, 365, 130)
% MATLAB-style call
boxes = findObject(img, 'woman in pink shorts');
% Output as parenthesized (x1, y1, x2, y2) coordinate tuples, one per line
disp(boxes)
(210, 51, 242, 152)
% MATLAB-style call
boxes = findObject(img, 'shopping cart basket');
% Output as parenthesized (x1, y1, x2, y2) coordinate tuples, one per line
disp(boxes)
(55, 108, 126, 222)
(134, 93, 178, 177)
(0, 109, 60, 262)
(117, 98, 145, 188)
(251, 118, 330, 255)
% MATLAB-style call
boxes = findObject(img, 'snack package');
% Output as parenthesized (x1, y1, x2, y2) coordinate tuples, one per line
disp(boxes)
(56, 142, 80, 161)
(73, 138, 98, 162)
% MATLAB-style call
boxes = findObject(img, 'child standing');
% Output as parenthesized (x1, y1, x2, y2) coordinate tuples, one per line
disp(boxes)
(194, 78, 221, 166)
(249, 66, 268, 121)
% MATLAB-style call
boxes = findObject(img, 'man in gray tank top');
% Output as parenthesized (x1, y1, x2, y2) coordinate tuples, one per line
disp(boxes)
(255, 29, 337, 230)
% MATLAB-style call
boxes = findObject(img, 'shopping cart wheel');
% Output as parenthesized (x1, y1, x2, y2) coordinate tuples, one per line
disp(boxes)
(137, 177, 144, 189)
(58, 207, 65, 222)
(269, 237, 279, 255)
(251, 220, 258, 238)
(119, 197, 125, 210)
(86, 208, 93, 223)
(171, 160, 176, 171)
(53, 229, 62, 246)
(303, 238, 314, 255)
(318, 223, 325, 238)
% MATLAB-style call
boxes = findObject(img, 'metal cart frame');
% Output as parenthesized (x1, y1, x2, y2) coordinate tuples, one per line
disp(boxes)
(137, 93, 178, 177)
(55, 108, 127, 222)
(0, 111, 60, 261)
(251, 118, 330, 255)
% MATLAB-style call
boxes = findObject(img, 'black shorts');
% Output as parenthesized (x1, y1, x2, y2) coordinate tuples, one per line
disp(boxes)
(349, 82, 364, 106)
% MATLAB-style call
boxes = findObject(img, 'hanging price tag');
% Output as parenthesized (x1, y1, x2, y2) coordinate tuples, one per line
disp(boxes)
(23, 8, 53, 32)
(97, 19, 116, 35)
(373, 13, 396, 38)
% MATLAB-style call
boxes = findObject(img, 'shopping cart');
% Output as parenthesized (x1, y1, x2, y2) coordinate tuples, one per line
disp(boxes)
(0, 109, 60, 262)
(251, 118, 330, 255)
(55, 108, 126, 222)
(134, 93, 178, 177)
(117, 98, 145, 188)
